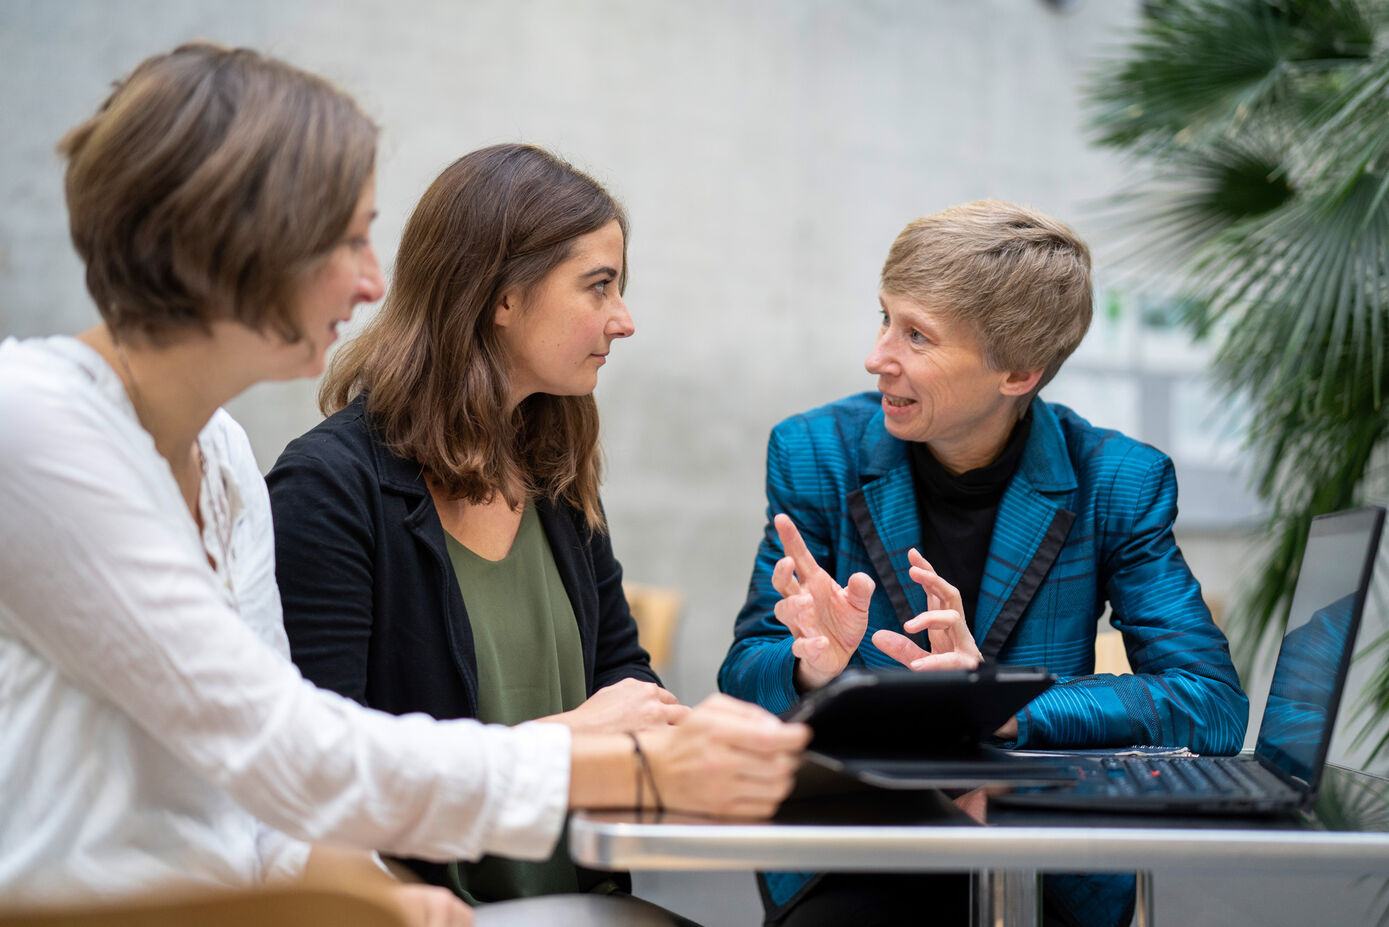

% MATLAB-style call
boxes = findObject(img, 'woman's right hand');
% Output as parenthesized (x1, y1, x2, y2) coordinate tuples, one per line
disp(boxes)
(770, 513, 875, 691)
(543, 678, 689, 734)
(388, 883, 473, 927)
(639, 693, 810, 818)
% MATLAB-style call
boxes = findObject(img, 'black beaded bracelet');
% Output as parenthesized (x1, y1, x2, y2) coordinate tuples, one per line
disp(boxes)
(627, 731, 663, 815)
(626, 732, 643, 812)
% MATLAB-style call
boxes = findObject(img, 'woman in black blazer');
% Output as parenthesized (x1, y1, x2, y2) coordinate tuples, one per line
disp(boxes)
(267, 144, 686, 904)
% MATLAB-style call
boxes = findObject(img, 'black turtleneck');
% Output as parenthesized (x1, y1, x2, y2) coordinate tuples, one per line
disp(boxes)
(906, 407, 1033, 632)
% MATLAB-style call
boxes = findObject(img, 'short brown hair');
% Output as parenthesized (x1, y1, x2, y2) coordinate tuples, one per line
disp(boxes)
(880, 200, 1092, 387)
(320, 144, 628, 531)
(59, 42, 378, 344)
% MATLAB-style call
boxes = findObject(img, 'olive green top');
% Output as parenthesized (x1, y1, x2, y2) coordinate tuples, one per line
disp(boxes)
(442, 503, 588, 904)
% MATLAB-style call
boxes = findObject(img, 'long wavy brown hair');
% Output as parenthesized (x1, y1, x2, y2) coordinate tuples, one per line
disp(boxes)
(319, 144, 628, 530)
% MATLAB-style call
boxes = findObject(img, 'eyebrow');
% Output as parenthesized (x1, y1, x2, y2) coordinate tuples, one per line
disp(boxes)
(883, 298, 940, 337)
(581, 266, 619, 279)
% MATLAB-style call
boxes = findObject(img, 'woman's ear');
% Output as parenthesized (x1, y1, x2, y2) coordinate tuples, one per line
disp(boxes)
(1000, 368, 1044, 398)
(493, 290, 518, 329)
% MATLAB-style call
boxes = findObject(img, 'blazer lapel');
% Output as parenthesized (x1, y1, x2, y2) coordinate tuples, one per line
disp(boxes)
(372, 437, 480, 700)
(974, 401, 1078, 660)
(535, 499, 597, 689)
(849, 413, 930, 633)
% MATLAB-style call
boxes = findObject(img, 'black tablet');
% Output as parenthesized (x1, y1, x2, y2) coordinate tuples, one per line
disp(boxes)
(783, 666, 1069, 790)
(785, 665, 1055, 753)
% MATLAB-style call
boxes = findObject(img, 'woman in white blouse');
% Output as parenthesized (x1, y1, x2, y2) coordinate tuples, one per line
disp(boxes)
(0, 42, 807, 925)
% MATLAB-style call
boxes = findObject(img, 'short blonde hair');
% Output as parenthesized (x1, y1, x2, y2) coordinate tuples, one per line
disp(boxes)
(880, 200, 1092, 387)
(59, 42, 378, 345)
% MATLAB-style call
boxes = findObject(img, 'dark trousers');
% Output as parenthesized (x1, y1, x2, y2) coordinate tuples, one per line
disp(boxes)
(767, 872, 971, 927)
(765, 872, 1132, 927)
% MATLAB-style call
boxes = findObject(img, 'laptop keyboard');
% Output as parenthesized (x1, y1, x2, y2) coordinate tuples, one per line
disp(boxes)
(1100, 755, 1285, 798)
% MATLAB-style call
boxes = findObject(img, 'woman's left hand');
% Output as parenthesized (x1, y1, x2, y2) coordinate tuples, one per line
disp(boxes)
(872, 550, 1019, 737)
(543, 678, 689, 734)
(870, 548, 982, 672)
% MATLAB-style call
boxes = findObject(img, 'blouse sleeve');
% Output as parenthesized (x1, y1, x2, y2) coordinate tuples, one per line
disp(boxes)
(0, 378, 570, 864)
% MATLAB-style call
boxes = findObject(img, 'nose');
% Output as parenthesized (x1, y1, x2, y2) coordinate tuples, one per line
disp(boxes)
(606, 294, 635, 339)
(864, 328, 894, 375)
(356, 245, 386, 304)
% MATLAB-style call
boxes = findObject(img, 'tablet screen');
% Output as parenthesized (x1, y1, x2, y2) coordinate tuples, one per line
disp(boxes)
(784, 666, 1055, 759)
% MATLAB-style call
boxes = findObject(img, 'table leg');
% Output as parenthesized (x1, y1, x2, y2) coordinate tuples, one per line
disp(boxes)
(1134, 871, 1154, 927)
(971, 870, 1040, 927)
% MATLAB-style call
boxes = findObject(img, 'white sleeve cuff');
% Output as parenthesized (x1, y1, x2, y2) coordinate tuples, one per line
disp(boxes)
(476, 720, 572, 861)
(255, 823, 312, 885)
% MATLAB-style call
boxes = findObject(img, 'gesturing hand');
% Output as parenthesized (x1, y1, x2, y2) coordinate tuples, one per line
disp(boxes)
(544, 678, 689, 734)
(770, 513, 876, 691)
(870, 548, 982, 672)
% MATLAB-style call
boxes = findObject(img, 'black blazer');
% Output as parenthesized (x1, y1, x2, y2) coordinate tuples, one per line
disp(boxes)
(266, 397, 659, 724)
(267, 399, 656, 891)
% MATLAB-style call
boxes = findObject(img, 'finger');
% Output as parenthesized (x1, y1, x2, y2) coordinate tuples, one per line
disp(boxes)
(844, 571, 876, 612)
(908, 563, 963, 611)
(908, 650, 982, 672)
(395, 886, 473, 927)
(773, 593, 814, 638)
(451, 896, 476, 927)
(903, 608, 966, 634)
(721, 792, 792, 819)
(444, 895, 474, 927)
(694, 692, 801, 730)
(693, 703, 812, 754)
(715, 749, 802, 787)
(707, 745, 802, 790)
(773, 513, 822, 583)
(903, 606, 981, 659)
(790, 634, 829, 664)
(652, 686, 681, 704)
(771, 556, 801, 597)
(736, 750, 802, 780)
(909, 569, 961, 620)
(694, 691, 769, 716)
(663, 703, 692, 724)
(724, 768, 799, 804)
(870, 628, 929, 667)
(943, 620, 982, 659)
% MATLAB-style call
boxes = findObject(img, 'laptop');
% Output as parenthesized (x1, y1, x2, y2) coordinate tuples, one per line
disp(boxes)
(784, 663, 1076, 791)
(996, 505, 1386, 816)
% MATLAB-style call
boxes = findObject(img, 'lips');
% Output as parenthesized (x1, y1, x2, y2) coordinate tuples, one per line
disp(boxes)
(879, 385, 916, 408)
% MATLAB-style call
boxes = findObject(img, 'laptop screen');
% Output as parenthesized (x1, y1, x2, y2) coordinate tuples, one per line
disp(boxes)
(1253, 507, 1384, 788)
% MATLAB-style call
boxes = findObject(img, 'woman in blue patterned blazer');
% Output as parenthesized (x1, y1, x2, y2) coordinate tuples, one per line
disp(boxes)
(718, 201, 1249, 926)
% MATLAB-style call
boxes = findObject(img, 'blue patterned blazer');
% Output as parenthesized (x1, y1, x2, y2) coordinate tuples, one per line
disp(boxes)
(720, 392, 1246, 749)
(718, 393, 1249, 916)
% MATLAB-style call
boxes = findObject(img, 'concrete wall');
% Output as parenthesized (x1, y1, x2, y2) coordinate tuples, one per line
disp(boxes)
(0, 0, 1146, 702)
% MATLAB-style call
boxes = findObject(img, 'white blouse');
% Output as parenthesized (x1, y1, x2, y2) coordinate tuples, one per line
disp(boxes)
(0, 336, 570, 904)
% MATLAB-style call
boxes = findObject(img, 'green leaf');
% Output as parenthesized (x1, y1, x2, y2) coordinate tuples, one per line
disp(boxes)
(1087, 0, 1389, 759)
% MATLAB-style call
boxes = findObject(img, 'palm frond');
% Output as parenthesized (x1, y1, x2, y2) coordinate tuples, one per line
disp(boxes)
(1088, 0, 1378, 153)
(1086, 0, 1389, 757)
